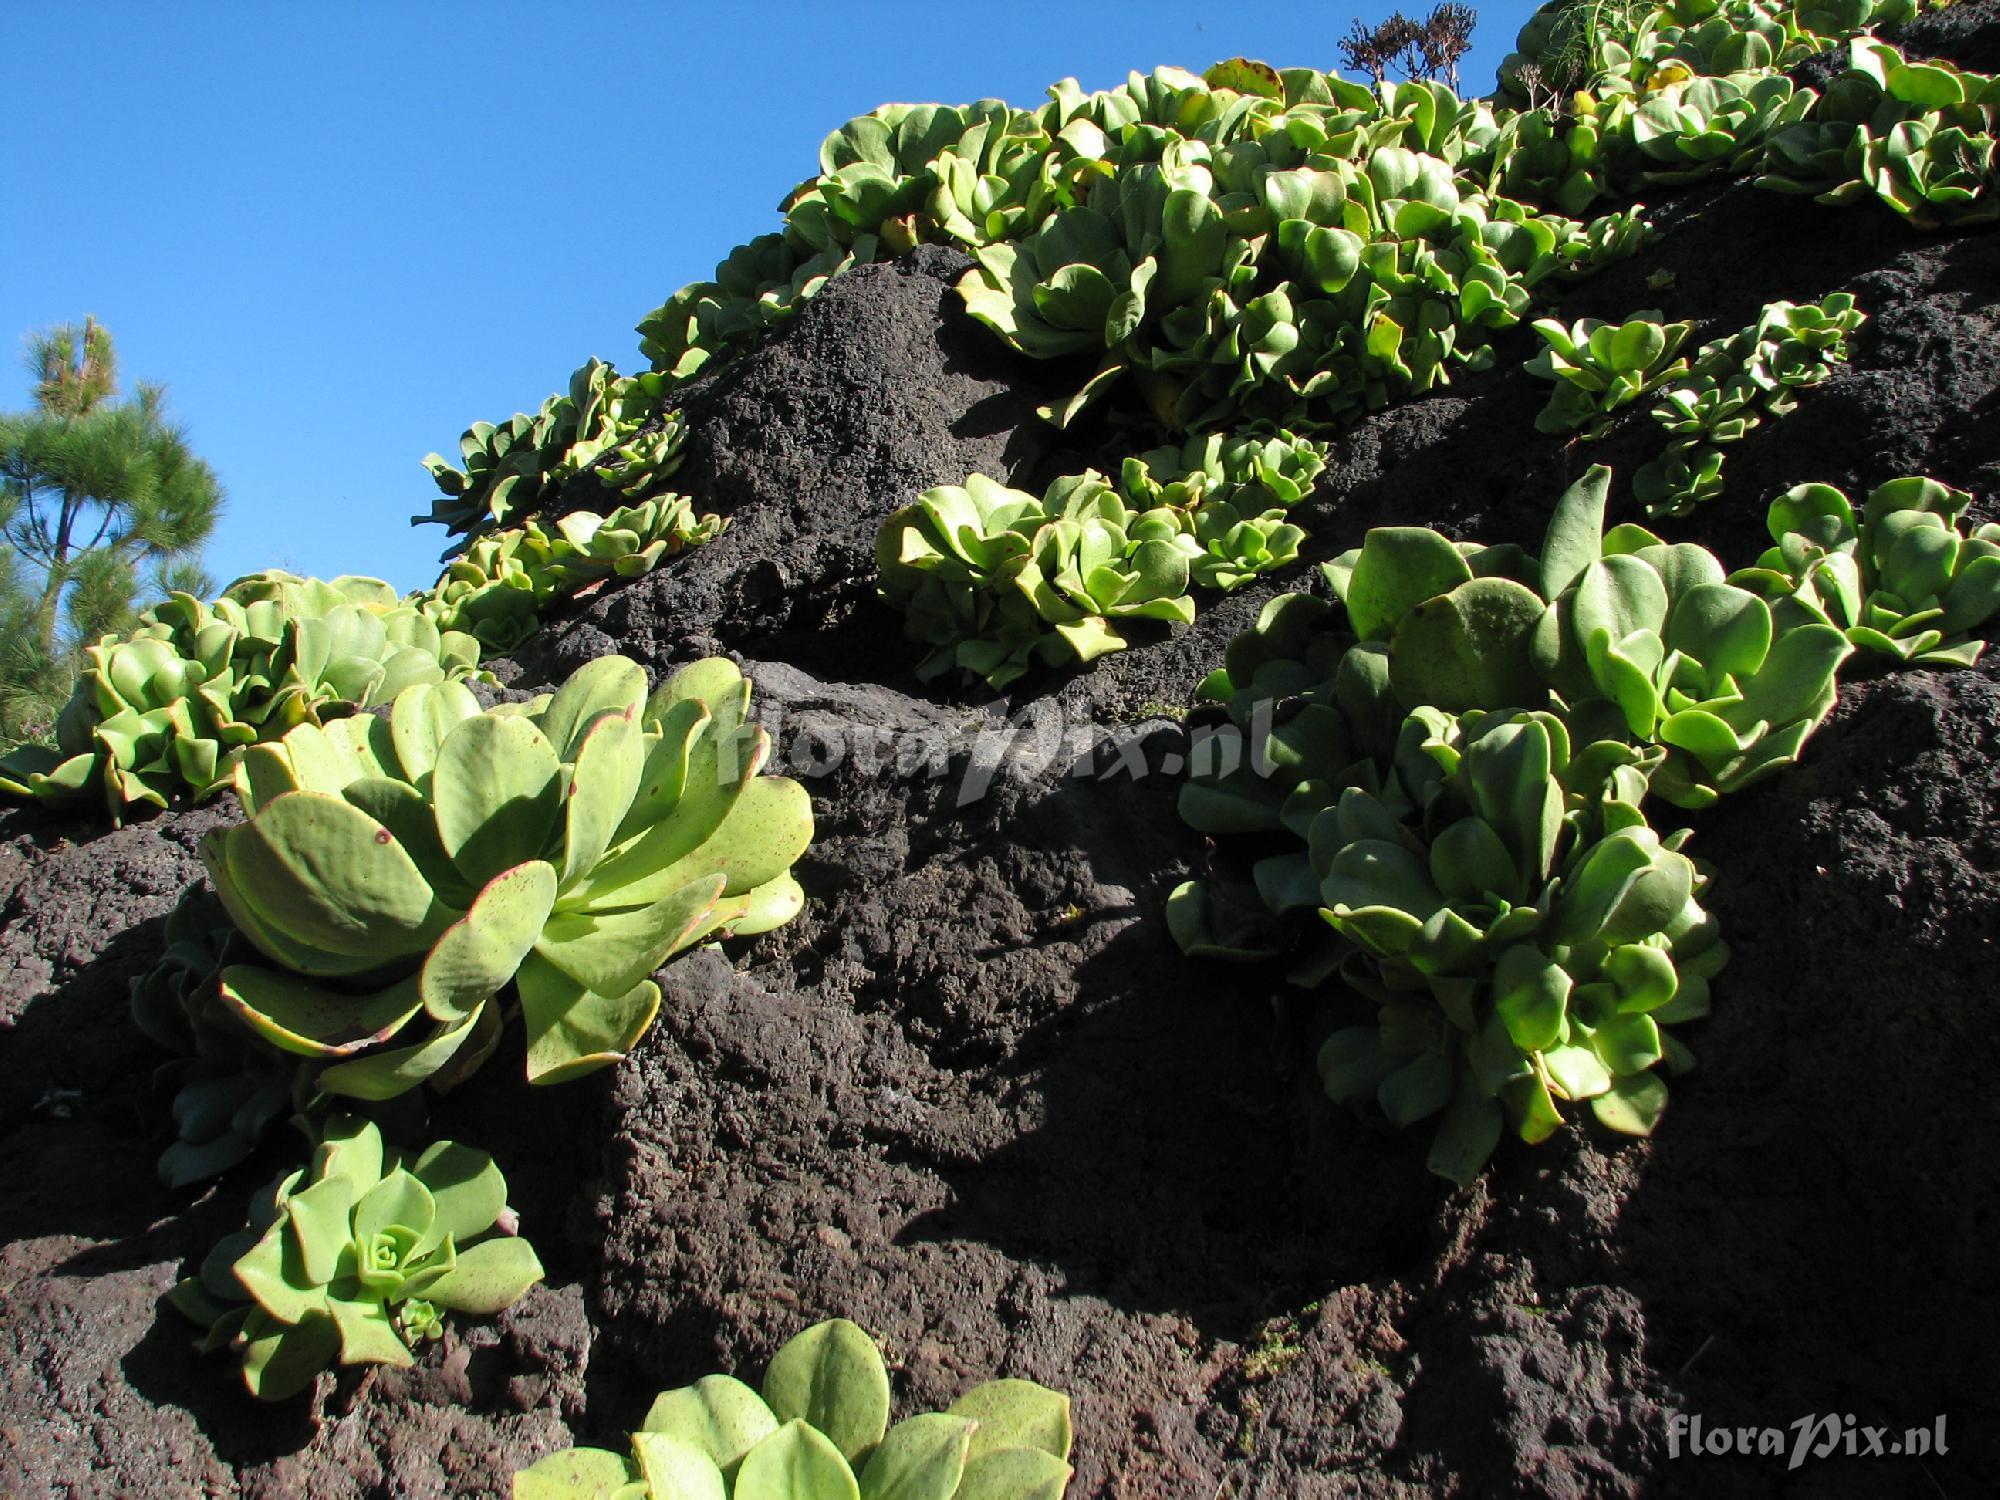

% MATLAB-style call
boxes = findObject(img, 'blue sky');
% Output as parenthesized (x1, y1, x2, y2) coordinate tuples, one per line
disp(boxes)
(4, 1, 1538, 596)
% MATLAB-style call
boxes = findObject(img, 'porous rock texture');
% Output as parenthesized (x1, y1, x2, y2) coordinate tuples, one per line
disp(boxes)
(5, 14, 2000, 1497)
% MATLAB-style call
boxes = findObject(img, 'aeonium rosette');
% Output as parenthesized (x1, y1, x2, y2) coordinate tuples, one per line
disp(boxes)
(199, 653, 813, 1099)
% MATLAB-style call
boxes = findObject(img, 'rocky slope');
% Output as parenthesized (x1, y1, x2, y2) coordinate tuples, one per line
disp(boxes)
(4, 10, 1999, 1496)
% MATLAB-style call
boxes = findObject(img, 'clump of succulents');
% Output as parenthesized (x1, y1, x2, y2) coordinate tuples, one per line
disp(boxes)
(1486, 99, 1625, 218)
(1168, 464, 1873, 1181)
(167, 1115, 543, 1399)
(1486, 3, 1969, 234)
(0, 572, 483, 822)
(1310, 706, 1725, 1182)
(1524, 309, 1694, 436)
(1125, 433, 1327, 589)
(1119, 431, 1329, 514)
(611, 54, 1661, 456)
(1733, 476, 2000, 667)
(415, 493, 726, 654)
(418, 0, 1950, 585)
(1309, 468, 1853, 807)
(1500, 0, 1915, 106)
(1634, 293, 1865, 515)
(420, 360, 689, 555)
(1760, 37, 1999, 228)
(953, 131, 1629, 434)
(201, 653, 812, 1098)
(1490, 0, 1917, 201)
(514, 1317, 1074, 1500)
(878, 434, 1326, 689)
(1527, 479, 1854, 810)
(878, 473, 1198, 689)
(1169, 596, 1728, 1181)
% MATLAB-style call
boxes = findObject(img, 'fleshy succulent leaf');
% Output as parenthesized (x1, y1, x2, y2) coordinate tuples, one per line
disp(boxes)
(206, 793, 445, 973)
(421, 862, 559, 1022)
(240, 1312, 341, 1400)
(517, 955, 662, 1085)
(734, 1421, 861, 1500)
(762, 1318, 892, 1466)
(643, 1375, 783, 1478)
(432, 714, 564, 885)
(855, 1414, 974, 1500)
(216, 968, 425, 1058)
(409, 1139, 511, 1247)
(421, 1236, 546, 1315)
(629, 1433, 729, 1500)
(948, 1380, 1075, 1463)
(955, 1448, 1074, 1500)
(315, 1003, 488, 1100)
(512, 1448, 640, 1499)
(1341, 528, 1475, 643)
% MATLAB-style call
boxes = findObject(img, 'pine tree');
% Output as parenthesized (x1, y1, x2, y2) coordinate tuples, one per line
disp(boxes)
(0, 318, 223, 744)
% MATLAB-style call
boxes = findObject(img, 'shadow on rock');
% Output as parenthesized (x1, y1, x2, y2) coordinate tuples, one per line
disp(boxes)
(118, 1307, 321, 1468)
(0, 916, 187, 1248)
(1612, 660, 2000, 1496)
(895, 906, 1332, 1331)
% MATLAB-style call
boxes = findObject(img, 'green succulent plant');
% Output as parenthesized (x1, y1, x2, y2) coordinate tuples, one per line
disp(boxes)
(420, 360, 689, 555)
(1525, 309, 1694, 435)
(1549, 201, 1652, 274)
(1759, 38, 1999, 227)
(1181, 499, 1308, 592)
(0, 572, 483, 822)
(946, 75, 1656, 435)
(1257, 466, 1852, 816)
(638, 234, 867, 386)
(877, 472, 1195, 688)
(1531, 511, 1854, 809)
(1631, 70, 1811, 181)
(1734, 476, 2000, 667)
(200, 654, 813, 1098)
(1633, 293, 1865, 515)
(958, 203, 1145, 364)
(877, 474, 1051, 687)
(514, 1318, 1074, 1500)
(1858, 115, 2000, 227)
(1482, 92, 1625, 218)
(1114, 432, 1329, 589)
(1168, 475, 1748, 1183)
(1310, 705, 1724, 1184)
(1118, 430, 1329, 512)
(417, 494, 726, 654)
(878, 434, 1327, 689)
(206, 573, 487, 736)
(1668, 293, 1864, 429)
(1631, 440, 1728, 515)
(166, 1115, 544, 1400)
(1008, 477, 1202, 654)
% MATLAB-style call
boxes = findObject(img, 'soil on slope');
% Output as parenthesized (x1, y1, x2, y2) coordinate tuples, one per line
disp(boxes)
(4, 9, 1999, 1496)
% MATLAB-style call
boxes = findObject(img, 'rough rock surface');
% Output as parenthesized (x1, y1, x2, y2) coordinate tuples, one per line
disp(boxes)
(5, 11, 1999, 1495)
